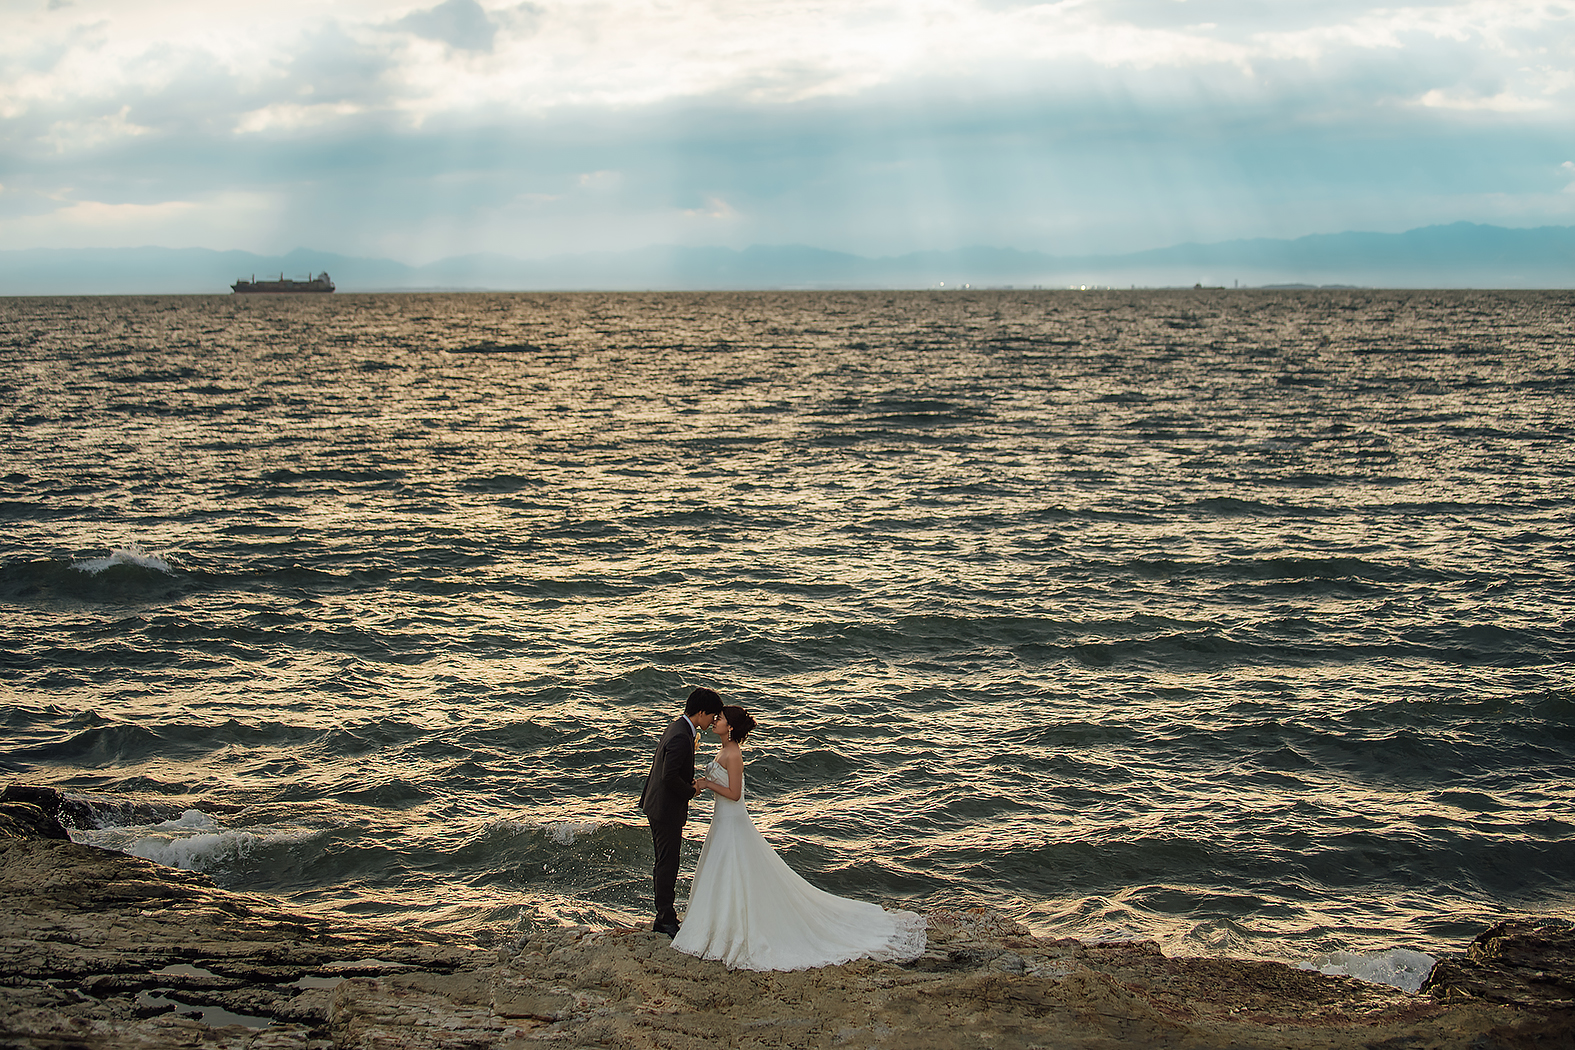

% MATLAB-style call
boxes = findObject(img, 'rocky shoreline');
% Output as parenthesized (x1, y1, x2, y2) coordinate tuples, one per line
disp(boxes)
(3, 786, 1571, 1049)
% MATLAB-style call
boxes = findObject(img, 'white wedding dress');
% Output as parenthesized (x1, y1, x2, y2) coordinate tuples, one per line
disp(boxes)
(672, 757, 927, 971)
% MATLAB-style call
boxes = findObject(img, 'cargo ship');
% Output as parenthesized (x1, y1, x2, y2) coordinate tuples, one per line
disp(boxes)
(231, 272, 335, 294)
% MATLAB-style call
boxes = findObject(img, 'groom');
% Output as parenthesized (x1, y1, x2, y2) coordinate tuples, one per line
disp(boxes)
(640, 686, 724, 937)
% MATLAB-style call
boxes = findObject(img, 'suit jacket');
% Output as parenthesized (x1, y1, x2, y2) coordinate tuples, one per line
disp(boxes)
(640, 717, 696, 824)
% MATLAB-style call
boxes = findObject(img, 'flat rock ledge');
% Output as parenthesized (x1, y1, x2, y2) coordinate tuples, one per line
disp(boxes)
(2, 787, 1572, 1050)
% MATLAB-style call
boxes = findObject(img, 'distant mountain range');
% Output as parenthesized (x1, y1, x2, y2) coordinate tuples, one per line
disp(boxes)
(2, 222, 1572, 295)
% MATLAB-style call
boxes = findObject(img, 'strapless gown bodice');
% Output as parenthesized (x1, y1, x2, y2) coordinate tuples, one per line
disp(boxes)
(704, 759, 738, 797)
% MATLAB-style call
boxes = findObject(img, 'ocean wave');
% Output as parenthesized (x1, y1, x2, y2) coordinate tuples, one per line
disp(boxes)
(0, 551, 187, 603)
(435, 817, 652, 894)
(545, 819, 602, 846)
(261, 466, 406, 485)
(335, 777, 432, 808)
(60, 793, 196, 831)
(1181, 497, 1342, 518)
(72, 547, 175, 576)
(19, 718, 325, 766)
(73, 809, 313, 874)
(457, 472, 545, 492)
(775, 609, 1548, 673)
(474, 817, 640, 855)
(22, 723, 168, 766)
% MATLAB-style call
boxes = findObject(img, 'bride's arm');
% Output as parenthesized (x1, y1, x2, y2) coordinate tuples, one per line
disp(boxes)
(696, 748, 744, 801)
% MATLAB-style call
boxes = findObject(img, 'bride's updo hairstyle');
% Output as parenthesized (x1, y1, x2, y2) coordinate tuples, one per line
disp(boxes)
(721, 705, 756, 742)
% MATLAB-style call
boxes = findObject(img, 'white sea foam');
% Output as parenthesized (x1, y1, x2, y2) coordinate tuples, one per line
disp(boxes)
(72, 546, 175, 575)
(1300, 948, 1437, 993)
(74, 809, 304, 873)
(545, 820, 600, 845)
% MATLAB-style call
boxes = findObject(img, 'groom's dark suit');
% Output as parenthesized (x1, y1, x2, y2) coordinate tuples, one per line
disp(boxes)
(640, 716, 698, 933)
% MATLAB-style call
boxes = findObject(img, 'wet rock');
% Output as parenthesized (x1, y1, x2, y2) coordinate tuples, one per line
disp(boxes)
(0, 835, 471, 1049)
(1422, 917, 1575, 1015)
(0, 797, 70, 840)
(1, 783, 96, 831)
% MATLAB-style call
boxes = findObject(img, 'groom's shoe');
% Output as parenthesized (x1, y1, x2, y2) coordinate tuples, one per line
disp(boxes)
(654, 922, 680, 938)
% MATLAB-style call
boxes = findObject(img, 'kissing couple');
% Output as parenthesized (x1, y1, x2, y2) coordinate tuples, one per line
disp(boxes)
(639, 686, 927, 971)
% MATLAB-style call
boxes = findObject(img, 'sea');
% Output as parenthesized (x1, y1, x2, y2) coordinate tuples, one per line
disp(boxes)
(3, 289, 1572, 995)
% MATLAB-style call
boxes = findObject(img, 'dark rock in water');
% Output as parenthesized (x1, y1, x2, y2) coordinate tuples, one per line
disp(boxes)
(1, 785, 67, 812)
(0, 786, 71, 840)
(0, 784, 96, 832)
(0, 802, 68, 840)
(1423, 918, 1575, 1016)
(1419, 919, 1575, 1050)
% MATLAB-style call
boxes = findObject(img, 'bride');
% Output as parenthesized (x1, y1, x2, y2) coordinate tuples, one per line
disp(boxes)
(671, 705, 927, 971)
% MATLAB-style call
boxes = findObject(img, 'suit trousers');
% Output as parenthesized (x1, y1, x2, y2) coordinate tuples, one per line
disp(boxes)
(649, 813, 684, 928)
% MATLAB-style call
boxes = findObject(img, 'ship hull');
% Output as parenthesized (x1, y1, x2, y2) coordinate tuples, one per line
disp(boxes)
(231, 273, 335, 294)
(232, 284, 334, 294)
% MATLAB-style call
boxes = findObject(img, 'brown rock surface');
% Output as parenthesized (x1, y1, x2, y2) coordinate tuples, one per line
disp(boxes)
(1, 787, 1571, 1049)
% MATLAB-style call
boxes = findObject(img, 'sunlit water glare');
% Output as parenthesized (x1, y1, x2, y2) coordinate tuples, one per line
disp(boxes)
(3, 290, 1572, 992)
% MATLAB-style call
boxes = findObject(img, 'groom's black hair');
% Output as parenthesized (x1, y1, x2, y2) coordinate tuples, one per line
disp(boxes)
(685, 687, 724, 716)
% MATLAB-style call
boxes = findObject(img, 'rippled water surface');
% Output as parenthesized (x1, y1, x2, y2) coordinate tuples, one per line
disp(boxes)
(2, 290, 1572, 977)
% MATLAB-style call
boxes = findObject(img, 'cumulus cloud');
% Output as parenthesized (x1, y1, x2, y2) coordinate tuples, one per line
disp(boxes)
(1417, 88, 1551, 112)
(683, 195, 740, 221)
(0, 187, 282, 249)
(41, 105, 150, 153)
(233, 101, 368, 134)
(577, 170, 622, 190)
(394, 0, 499, 52)
(4, 0, 1564, 121)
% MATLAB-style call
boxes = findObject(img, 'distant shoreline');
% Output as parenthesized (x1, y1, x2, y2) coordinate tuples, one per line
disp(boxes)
(3, 222, 1574, 294)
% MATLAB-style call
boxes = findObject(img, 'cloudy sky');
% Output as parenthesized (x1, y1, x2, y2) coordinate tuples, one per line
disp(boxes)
(2, 0, 1573, 262)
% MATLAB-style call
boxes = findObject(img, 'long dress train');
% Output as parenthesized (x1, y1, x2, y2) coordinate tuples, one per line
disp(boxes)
(671, 758, 927, 971)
